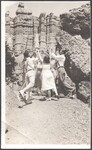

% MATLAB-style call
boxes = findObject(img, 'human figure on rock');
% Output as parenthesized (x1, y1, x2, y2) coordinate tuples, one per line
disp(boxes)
(51, 48, 76, 99)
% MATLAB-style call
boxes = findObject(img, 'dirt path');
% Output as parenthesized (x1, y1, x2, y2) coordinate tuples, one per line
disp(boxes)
(5, 87, 90, 145)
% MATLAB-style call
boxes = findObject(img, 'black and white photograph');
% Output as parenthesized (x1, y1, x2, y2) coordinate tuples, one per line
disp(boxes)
(1, 0, 91, 149)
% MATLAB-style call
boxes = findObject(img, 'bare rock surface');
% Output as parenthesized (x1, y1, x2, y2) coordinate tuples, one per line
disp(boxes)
(60, 3, 90, 39)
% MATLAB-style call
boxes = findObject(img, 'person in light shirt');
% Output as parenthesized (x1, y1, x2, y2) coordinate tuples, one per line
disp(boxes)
(51, 48, 75, 99)
(19, 50, 38, 103)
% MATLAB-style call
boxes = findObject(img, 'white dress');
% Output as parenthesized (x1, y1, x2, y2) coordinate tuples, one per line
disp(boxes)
(41, 64, 58, 95)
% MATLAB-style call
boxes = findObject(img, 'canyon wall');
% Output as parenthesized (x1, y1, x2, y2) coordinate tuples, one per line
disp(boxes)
(5, 2, 90, 103)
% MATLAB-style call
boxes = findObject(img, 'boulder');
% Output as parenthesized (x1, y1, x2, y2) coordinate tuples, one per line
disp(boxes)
(77, 81, 90, 103)
(60, 3, 90, 39)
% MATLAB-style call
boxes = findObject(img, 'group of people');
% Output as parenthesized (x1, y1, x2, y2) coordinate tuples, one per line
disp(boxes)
(19, 47, 75, 104)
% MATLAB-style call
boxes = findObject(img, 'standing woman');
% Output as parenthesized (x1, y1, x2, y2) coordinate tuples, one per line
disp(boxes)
(37, 50, 58, 100)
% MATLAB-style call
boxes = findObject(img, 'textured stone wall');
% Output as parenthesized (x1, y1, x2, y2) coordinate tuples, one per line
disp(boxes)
(13, 3, 35, 55)
(60, 3, 90, 39)
(47, 13, 60, 52)
(39, 13, 46, 52)
(5, 2, 60, 56)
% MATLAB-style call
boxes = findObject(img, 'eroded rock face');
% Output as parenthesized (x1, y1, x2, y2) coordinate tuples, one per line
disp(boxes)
(60, 3, 90, 39)
(5, 3, 60, 56)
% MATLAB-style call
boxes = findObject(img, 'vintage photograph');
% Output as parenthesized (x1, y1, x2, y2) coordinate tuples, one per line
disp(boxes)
(1, 0, 91, 149)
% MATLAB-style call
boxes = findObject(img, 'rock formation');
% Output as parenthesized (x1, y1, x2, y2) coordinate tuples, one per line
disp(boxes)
(13, 2, 34, 55)
(5, 2, 60, 56)
(5, 2, 90, 103)
(60, 3, 90, 39)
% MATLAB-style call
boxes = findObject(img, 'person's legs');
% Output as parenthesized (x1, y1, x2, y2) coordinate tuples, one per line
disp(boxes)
(47, 90, 51, 97)
(19, 82, 33, 97)
(19, 71, 35, 98)
(25, 74, 30, 100)
(53, 86, 58, 96)
(27, 75, 34, 100)
(56, 68, 63, 95)
(47, 90, 52, 100)
(50, 71, 58, 96)
(35, 69, 42, 94)
(58, 68, 65, 82)
(22, 73, 32, 100)
(58, 68, 75, 97)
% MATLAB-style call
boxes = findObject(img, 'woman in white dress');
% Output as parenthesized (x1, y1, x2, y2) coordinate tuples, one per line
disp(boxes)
(37, 50, 58, 100)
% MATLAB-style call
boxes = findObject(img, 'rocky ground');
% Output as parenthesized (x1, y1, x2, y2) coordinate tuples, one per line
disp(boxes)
(5, 84, 91, 146)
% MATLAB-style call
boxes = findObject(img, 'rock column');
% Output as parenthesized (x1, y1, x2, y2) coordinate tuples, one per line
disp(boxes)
(47, 13, 60, 53)
(33, 17, 39, 49)
(39, 13, 47, 53)
(23, 14, 34, 52)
